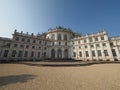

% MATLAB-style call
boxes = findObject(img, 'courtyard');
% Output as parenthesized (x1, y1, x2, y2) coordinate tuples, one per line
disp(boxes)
(0, 62, 120, 90)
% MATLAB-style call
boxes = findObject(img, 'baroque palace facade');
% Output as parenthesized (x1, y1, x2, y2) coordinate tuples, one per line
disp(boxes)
(0, 26, 120, 61)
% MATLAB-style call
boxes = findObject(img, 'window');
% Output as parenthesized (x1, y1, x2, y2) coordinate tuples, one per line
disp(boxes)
(45, 41, 47, 45)
(27, 39, 30, 43)
(101, 36, 104, 40)
(65, 42, 67, 46)
(73, 41, 74, 44)
(39, 47, 41, 50)
(59, 42, 61, 46)
(20, 45, 24, 48)
(89, 38, 93, 42)
(85, 45, 87, 48)
(96, 44, 100, 47)
(6, 43, 10, 47)
(18, 51, 23, 57)
(103, 43, 106, 46)
(112, 49, 117, 56)
(92, 51, 95, 57)
(31, 51, 34, 57)
(44, 47, 46, 50)
(91, 45, 94, 48)
(52, 42, 54, 46)
(110, 42, 113, 46)
(16, 37, 19, 41)
(64, 34, 67, 40)
(33, 40, 36, 43)
(79, 51, 82, 57)
(3, 50, 9, 57)
(104, 50, 109, 56)
(95, 37, 98, 41)
(32, 46, 35, 49)
(26, 45, 29, 49)
(84, 39, 86, 43)
(21, 38, 25, 42)
(73, 47, 75, 49)
(73, 52, 76, 57)
(38, 52, 41, 57)
(43, 52, 46, 57)
(12, 50, 16, 57)
(79, 46, 81, 49)
(58, 34, 61, 40)
(51, 34, 55, 40)
(85, 51, 89, 57)
(98, 50, 102, 56)
(78, 40, 80, 44)
(39, 41, 41, 44)
(24, 51, 28, 57)
(14, 44, 17, 48)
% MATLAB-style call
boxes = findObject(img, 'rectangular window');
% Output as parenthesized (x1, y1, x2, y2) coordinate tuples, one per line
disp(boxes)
(44, 47, 47, 50)
(33, 40, 36, 43)
(3, 50, 9, 57)
(20, 45, 24, 48)
(92, 51, 96, 57)
(18, 51, 23, 57)
(38, 52, 40, 57)
(104, 50, 109, 56)
(14, 44, 18, 48)
(96, 44, 100, 47)
(84, 39, 86, 43)
(64, 35, 67, 40)
(58, 34, 61, 40)
(31, 51, 34, 57)
(65, 42, 67, 46)
(73, 52, 76, 57)
(85, 51, 89, 57)
(24, 51, 28, 57)
(6, 43, 10, 47)
(27, 39, 30, 43)
(97, 50, 102, 56)
(26, 45, 29, 49)
(95, 37, 98, 41)
(59, 42, 61, 46)
(112, 49, 117, 56)
(79, 51, 82, 57)
(85, 45, 87, 48)
(32, 46, 35, 49)
(12, 50, 16, 57)
(89, 38, 93, 42)
(91, 45, 94, 48)
(102, 43, 106, 46)
(110, 42, 113, 46)
(101, 36, 105, 40)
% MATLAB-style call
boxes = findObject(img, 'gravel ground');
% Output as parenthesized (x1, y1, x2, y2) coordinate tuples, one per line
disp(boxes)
(0, 63, 120, 90)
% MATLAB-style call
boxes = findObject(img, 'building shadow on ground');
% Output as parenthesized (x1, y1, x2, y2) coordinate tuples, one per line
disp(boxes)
(0, 74, 36, 86)
(22, 61, 120, 67)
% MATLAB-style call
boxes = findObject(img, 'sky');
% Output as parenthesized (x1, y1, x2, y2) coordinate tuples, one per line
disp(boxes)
(0, 0, 120, 38)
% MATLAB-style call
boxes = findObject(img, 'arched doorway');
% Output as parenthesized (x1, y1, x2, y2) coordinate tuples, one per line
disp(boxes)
(51, 49, 55, 58)
(64, 49, 68, 58)
(57, 49, 62, 58)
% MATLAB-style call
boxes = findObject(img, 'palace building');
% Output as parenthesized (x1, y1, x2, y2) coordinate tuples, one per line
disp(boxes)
(0, 26, 120, 61)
